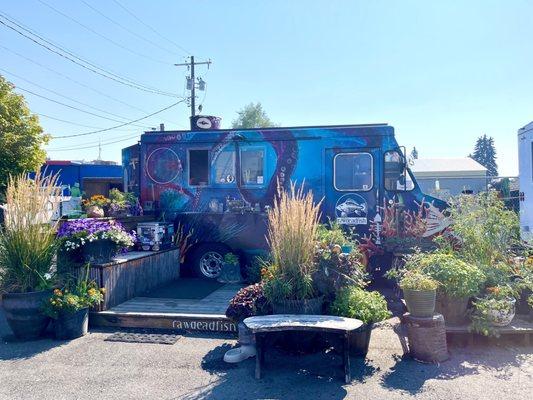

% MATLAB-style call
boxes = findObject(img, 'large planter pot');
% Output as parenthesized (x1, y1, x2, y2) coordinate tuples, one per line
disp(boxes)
(403, 289, 436, 318)
(272, 296, 325, 354)
(54, 308, 89, 340)
(82, 239, 118, 264)
(86, 206, 105, 218)
(1, 290, 51, 340)
(272, 296, 324, 315)
(349, 323, 373, 357)
(487, 298, 516, 327)
(435, 293, 469, 326)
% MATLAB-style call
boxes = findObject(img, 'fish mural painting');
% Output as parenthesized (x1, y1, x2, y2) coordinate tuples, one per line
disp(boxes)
(123, 123, 450, 279)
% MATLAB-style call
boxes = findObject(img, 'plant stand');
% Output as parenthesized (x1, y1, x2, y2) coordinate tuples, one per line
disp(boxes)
(401, 313, 449, 363)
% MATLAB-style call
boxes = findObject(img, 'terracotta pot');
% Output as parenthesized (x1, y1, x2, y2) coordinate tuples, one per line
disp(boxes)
(2, 290, 51, 340)
(86, 206, 105, 218)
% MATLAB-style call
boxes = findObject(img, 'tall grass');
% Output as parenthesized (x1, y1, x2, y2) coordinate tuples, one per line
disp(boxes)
(265, 181, 322, 300)
(0, 172, 61, 293)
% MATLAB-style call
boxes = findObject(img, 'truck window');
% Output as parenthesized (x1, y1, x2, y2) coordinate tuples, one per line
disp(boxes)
(241, 148, 265, 186)
(214, 150, 236, 184)
(384, 150, 414, 191)
(188, 149, 209, 186)
(334, 153, 373, 191)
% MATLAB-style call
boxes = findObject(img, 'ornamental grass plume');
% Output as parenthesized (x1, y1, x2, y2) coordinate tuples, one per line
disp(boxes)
(265, 181, 323, 300)
(0, 171, 61, 293)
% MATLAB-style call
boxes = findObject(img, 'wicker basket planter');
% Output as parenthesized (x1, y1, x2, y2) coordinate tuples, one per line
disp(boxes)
(403, 313, 448, 363)
(403, 289, 436, 318)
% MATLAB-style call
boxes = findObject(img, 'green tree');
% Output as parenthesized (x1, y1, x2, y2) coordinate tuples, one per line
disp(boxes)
(469, 134, 498, 177)
(0, 75, 49, 199)
(231, 102, 277, 129)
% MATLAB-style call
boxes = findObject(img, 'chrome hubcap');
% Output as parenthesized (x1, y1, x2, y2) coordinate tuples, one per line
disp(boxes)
(199, 251, 223, 278)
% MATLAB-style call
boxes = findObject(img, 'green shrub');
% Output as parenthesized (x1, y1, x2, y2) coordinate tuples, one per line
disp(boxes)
(399, 270, 438, 291)
(330, 286, 391, 324)
(419, 252, 484, 298)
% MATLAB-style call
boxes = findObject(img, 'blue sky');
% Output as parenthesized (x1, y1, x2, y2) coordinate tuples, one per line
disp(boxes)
(1, 0, 531, 175)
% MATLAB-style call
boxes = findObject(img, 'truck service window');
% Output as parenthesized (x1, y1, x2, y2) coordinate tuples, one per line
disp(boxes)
(188, 149, 209, 186)
(214, 150, 236, 184)
(334, 153, 373, 191)
(241, 148, 265, 185)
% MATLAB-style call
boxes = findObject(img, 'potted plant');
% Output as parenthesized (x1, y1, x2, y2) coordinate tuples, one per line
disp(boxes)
(330, 286, 391, 357)
(43, 269, 104, 340)
(263, 182, 324, 314)
(107, 189, 142, 217)
(57, 219, 136, 264)
(471, 286, 517, 336)
(399, 270, 438, 317)
(419, 252, 484, 325)
(82, 195, 109, 218)
(218, 253, 242, 283)
(224, 283, 271, 363)
(0, 172, 61, 340)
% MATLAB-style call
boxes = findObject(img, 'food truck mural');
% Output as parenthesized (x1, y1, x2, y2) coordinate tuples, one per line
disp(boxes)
(123, 123, 449, 279)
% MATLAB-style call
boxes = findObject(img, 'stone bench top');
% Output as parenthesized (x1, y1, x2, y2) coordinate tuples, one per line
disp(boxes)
(243, 314, 363, 333)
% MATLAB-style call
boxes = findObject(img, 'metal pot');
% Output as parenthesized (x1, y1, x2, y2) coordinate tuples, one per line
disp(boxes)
(1, 290, 51, 340)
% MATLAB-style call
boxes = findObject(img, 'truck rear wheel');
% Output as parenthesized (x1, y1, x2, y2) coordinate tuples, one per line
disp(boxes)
(188, 243, 231, 279)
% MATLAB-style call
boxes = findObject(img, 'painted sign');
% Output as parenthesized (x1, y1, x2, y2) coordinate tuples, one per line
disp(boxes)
(335, 194, 368, 225)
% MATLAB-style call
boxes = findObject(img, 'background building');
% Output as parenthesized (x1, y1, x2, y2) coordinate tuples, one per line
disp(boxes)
(410, 158, 487, 200)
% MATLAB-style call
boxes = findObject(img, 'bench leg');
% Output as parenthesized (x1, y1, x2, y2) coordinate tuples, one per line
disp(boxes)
(343, 332, 351, 384)
(255, 334, 262, 379)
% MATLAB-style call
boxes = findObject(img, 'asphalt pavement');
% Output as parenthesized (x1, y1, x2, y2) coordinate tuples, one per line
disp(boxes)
(0, 310, 531, 400)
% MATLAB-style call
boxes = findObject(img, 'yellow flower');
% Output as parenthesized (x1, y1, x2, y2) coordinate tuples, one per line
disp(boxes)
(67, 297, 77, 305)
(87, 288, 97, 296)
(53, 289, 63, 296)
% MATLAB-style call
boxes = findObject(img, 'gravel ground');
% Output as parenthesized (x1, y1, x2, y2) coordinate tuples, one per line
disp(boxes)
(1, 311, 532, 400)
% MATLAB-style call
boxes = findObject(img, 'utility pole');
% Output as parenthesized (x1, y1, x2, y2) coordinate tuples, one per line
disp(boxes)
(174, 56, 212, 118)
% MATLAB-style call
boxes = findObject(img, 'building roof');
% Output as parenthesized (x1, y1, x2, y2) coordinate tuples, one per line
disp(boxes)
(410, 158, 487, 178)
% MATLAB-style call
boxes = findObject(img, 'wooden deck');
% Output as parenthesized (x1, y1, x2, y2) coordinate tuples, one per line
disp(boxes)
(446, 316, 533, 346)
(90, 283, 242, 333)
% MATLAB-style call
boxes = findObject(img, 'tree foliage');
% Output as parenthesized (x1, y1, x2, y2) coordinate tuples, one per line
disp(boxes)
(0, 75, 49, 199)
(470, 134, 498, 177)
(231, 102, 277, 129)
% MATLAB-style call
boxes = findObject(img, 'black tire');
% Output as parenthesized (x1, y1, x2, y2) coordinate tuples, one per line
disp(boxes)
(188, 243, 231, 279)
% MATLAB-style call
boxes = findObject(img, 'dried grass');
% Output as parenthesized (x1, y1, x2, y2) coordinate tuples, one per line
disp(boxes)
(0, 171, 61, 292)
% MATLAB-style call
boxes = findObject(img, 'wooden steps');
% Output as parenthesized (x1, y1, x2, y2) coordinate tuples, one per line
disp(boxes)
(90, 283, 242, 333)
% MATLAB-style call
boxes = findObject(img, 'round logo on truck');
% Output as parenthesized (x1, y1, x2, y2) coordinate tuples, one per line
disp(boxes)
(335, 194, 368, 225)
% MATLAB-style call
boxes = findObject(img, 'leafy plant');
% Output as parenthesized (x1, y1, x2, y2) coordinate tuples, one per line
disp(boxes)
(82, 195, 109, 209)
(0, 172, 61, 293)
(399, 270, 438, 291)
(108, 189, 142, 216)
(264, 181, 322, 302)
(245, 255, 267, 284)
(417, 252, 485, 298)
(470, 288, 516, 337)
(225, 283, 271, 323)
(330, 286, 391, 324)
(42, 266, 104, 319)
(224, 253, 239, 266)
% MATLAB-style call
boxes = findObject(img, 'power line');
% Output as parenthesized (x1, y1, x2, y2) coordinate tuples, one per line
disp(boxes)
(48, 132, 141, 151)
(37, 112, 142, 131)
(0, 12, 178, 97)
(36, 0, 170, 65)
(111, 0, 191, 55)
(15, 85, 155, 126)
(0, 44, 187, 128)
(0, 67, 152, 128)
(80, 0, 181, 57)
(51, 99, 186, 139)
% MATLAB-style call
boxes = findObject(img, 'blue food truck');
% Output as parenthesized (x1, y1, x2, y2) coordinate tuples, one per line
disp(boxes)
(123, 123, 449, 279)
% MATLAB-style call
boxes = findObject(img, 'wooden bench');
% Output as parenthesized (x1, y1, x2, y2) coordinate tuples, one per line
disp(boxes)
(243, 314, 363, 383)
